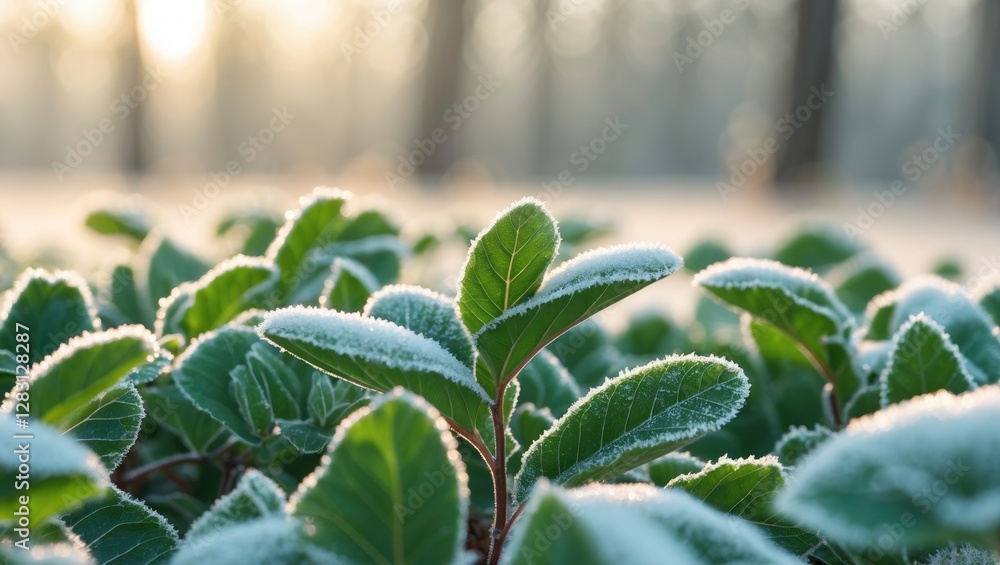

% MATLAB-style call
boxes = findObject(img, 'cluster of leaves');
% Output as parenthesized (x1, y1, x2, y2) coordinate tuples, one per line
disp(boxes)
(1, 193, 999, 565)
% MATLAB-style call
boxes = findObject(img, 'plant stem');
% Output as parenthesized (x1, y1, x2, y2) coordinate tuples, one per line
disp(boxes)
(497, 504, 525, 547)
(117, 439, 237, 486)
(801, 343, 843, 429)
(487, 401, 509, 565)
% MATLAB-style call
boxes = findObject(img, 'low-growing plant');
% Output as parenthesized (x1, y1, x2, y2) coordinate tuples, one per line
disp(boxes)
(1, 190, 999, 565)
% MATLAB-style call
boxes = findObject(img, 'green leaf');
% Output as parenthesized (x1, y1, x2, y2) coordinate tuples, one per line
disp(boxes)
(502, 483, 799, 565)
(216, 209, 282, 256)
(266, 188, 350, 300)
(776, 387, 1000, 550)
(773, 226, 863, 273)
(186, 469, 285, 542)
(140, 235, 210, 312)
(773, 425, 833, 467)
(62, 486, 178, 564)
(319, 257, 379, 313)
(230, 365, 273, 436)
(170, 517, 307, 565)
(158, 256, 277, 339)
(456, 198, 560, 335)
(173, 326, 263, 444)
(683, 239, 732, 274)
(142, 385, 227, 454)
(364, 285, 476, 369)
(274, 420, 334, 454)
(513, 354, 749, 503)
(13, 326, 157, 427)
(0, 269, 100, 365)
(695, 258, 851, 357)
(830, 256, 900, 314)
(62, 384, 144, 471)
(291, 390, 468, 565)
(306, 373, 369, 429)
(476, 243, 681, 395)
(668, 455, 821, 556)
(647, 452, 706, 486)
(259, 307, 490, 433)
(0, 349, 17, 395)
(106, 264, 154, 329)
(879, 314, 976, 407)
(0, 418, 107, 527)
(843, 385, 881, 421)
(516, 351, 580, 417)
(879, 277, 1000, 384)
(84, 207, 150, 242)
(977, 280, 1000, 326)
(614, 310, 683, 356)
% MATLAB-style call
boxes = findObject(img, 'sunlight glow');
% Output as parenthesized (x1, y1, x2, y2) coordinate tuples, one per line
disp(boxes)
(137, 0, 209, 63)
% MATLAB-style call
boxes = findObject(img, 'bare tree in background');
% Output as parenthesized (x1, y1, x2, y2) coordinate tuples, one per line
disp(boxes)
(415, 0, 468, 177)
(122, 0, 146, 176)
(970, 0, 1000, 186)
(774, 0, 838, 187)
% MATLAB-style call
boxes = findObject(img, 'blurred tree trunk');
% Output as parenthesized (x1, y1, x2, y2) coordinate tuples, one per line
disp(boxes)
(774, 0, 838, 187)
(970, 0, 1000, 185)
(415, 0, 468, 177)
(122, 0, 146, 176)
(532, 0, 554, 176)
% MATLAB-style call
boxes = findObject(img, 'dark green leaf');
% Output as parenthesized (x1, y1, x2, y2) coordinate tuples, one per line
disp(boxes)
(476, 243, 681, 395)
(291, 391, 468, 564)
(516, 351, 580, 417)
(319, 257, 378, 313)
(456, 198, 559, 335)
(186, 469, 285, 542)
(62, 486, 178, 564)
(513, 354, 749, 503)
(0, 269, 100, 365)
(647, 452, 706, 486)
(85, 207, 150, 242)
(141, 236, 210, 311)
(62, 384, 144, 471)
(879, 314, 975, 406)
(259, 307, 490, 433)
(668, 456, 821, 556)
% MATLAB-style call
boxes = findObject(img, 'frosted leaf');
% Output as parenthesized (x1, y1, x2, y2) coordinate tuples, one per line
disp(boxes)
(155, 255, 277, 339)
(667, 455, 821, 556)
(772, 225, 864, 273)
(61, 384, 144, 472)
(259, 307, 490, 432)
(455, 197, 560, 335)
(694, 258, 851, 355)
(0, 268, 101, 365)
(319, 257, 379, 313)
(828, 254, 900, 314)
(290, 390, 468, 565)
(475, 243, 681, 392)
(773, 425, 834, 467)
(868, 276, 1000, 384)
(777, 387, 1000, 550)
(186, 469, 285, 543)
(170, 517, 309, 565)
(0, 417, 107, 525)
(648, 452, 707, 486)
(918, 545, 999, 565)
(139, 234, 210, 312)
(62, 486, 179, 564)
(501, 482, 799, 565)
(879, 314, 976, 407)
(974, 276, 1000, 326)
(513, 354, 749, 503)
(2, 325, 157, 429)
(364, 284, 476, 369)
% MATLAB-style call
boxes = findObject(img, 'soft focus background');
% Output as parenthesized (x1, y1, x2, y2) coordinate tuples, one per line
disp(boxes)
(0, 0, 998, 322)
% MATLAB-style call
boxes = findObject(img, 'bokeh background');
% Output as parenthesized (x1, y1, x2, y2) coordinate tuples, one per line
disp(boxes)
(0, 0, 998, 321)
